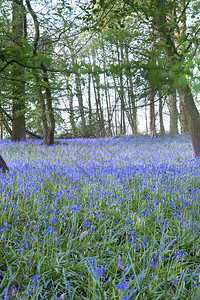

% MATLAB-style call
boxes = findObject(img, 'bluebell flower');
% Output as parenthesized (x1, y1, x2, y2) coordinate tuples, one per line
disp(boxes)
(83, 221, 90, 228)
(115, 279, 128, 293)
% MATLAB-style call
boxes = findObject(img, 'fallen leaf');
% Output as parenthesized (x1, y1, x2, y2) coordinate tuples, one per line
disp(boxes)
(117, 262, 127, 272)
(168, 282, 176, 292)
(7, 284, 19, 298)
(59, 293, 67, 299)
(80, 230, 88, 240)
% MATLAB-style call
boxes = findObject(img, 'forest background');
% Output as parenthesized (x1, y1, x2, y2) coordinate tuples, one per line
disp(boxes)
(1, 0, 200, 155)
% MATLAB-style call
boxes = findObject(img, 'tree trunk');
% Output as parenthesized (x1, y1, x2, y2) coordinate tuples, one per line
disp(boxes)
(150, 88, 156, 138)
(0, 110, 12, 136)
(41, 63, 55, 146)
(69, 85, 76, 136)
(0, 155, 9, 173)
(179, 92, 189, 134)
(75, 72, 86, 136)
(145, 96, 149, 134)
(149, 31, 157, 139)
(125, 44, 137, 134)
(0, 122, 3, 139)
(88, 71, 93, 130)
(169, 92, 178, 134)
(159, 92, 165, 134)
(34, 73, 48, 144)
(117, 42, 126, 135)
(178, 85, 200, 156)
(11, 0, 26, 141)
(92, 66, 105, 137)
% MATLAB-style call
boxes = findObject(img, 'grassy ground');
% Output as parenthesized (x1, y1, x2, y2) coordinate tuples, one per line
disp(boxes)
(0, 135, 200, 299)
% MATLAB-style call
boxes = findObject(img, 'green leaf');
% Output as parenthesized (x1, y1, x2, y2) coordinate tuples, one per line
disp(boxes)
(43, 57, 52, 68)
(72, 64, 79, 74)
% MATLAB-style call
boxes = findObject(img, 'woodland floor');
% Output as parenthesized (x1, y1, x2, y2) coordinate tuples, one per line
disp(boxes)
(0, 135, 200, 299)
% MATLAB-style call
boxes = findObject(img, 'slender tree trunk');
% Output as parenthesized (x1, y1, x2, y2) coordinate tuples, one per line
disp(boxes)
(98, 82, 106, 137)
(145, 96, 149, 134)
(125, 44, 137, 134)
(102, 44, 112, 136)
(0, 122, 3, 139)
(117, 42, 126, 135)
(88, 71, 92, 129)
(104, 75, 112, 136)
(92, 66, 105, 137)
(41, 63, 55, 146)
(149, 32, 156, 138)
(34, 73, 48, 144)
(150, 88, 156, 138)
(159, 92, 165, 134)
(169, 92, 178, 134)
(92, 74, 101, 134)
(75, 74, 86, 136)
(12, 0, 26, 141)
(0, 111, 12, 136)
(68, 86, 76, 136)
(115, 88, 118, 136)
(129, 77, 137, 133)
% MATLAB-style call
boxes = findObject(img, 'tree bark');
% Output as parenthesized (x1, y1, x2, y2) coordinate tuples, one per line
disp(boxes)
(102, 44, 112, 136)
(179, 91, 189, 134)
(88, 71, 93, 130)
(169, 92, 178, 134)
(0, 123, 3, 140)
(0, 155, 9, 173)
(68, 82, 76, 136)
(11, 0, 26, 141)
(144, 96, 149, 134)
(150, 88, 156, 138)
(159, 92, 165, 134)
(178, 85, 200, 156)
(41, 63, 55, 146)
(117, 41, 126, 135)
(0, 110, 12, 136)
(34, 73, 48, 144)
(125, 43, 137, 134)
(74, 72, 86, 136)
(92, 61, 105, 137)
